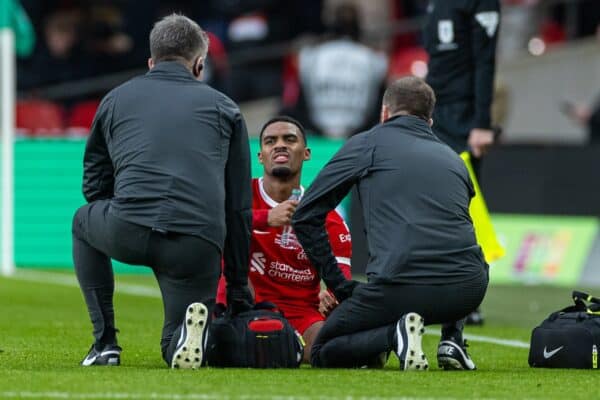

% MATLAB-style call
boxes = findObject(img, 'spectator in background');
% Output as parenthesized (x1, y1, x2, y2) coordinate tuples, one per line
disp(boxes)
(202, 32, 231, 94)
(223, 0, 325, 102)
(85, 4, 134, 74)
(498, 0, 540, 59)
(561, 25, 600, 144)
(323, 0, 395, 50)
(17, 6, 91, 90)
(588, 99, 600, 143)
(423, 0, 500, 351)
(283, 3, 388, 139)
(564, 95, 600, 144)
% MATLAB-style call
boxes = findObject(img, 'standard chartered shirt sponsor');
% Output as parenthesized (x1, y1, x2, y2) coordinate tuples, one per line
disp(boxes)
(267, 260, 314, 282)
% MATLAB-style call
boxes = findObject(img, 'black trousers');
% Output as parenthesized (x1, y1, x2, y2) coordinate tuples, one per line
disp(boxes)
(72, 200, 221, 365)
(311, 268, 488, 368)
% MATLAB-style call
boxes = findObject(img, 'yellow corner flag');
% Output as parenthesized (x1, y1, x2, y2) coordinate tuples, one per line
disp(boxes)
(460, 152, 505, 263)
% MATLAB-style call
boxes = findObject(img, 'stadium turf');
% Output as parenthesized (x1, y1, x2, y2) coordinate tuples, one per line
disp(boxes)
(1, 270, 597, 400)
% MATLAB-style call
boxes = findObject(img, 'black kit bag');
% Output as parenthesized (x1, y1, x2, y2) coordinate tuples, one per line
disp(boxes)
(206, 302, 304, 368)
(529, 291, 600, 369)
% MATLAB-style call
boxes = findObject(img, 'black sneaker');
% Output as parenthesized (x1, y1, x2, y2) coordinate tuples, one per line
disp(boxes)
(394, 312, 428, 371)
(81, 343, 121, 366)
(465, 309, 485, 326)
(437, 337, 476, 370)
(171, 302, 208, 369)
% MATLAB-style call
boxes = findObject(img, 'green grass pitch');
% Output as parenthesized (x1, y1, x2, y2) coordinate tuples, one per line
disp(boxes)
(1, 270, 598, 400)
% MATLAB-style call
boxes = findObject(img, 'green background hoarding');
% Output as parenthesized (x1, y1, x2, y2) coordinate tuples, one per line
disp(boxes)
(489, 215, 598, 286)
(11, 140, 600, 284)
(13, 138, 343, 272)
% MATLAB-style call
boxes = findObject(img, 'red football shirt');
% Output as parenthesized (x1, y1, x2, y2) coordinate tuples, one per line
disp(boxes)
(217, 178, 352, 313)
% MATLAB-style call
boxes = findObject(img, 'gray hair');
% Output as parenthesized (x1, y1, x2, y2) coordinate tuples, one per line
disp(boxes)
(382, 77, 436, 121)
(149, 14, 209, 63)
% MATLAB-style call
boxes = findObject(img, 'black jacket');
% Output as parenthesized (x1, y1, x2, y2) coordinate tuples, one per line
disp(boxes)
(292, 115, 486, 290)
(424, 0, 500, 131)
(83, 61, 252, 286)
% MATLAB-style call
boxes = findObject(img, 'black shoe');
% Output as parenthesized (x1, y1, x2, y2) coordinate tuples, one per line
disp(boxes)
(394, 312, 428, 371)
(465, 309, 485, 326)
(437, 337, 476, 370)
(81, 343, 121, 366)
(171, 302, 208, 369)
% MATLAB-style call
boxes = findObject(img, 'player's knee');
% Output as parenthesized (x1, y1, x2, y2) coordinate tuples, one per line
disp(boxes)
(302, 321, 324, 363)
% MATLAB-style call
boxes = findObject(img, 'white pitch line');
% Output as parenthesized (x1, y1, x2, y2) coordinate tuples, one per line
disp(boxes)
(7, 269, 161, 298)
(423, 329, 529, 349)
(5, 270, 530, 349)
(0, 393, 471, 400)
(460, 332, 529, 349)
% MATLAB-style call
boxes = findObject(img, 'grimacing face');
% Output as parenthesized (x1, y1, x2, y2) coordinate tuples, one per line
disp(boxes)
(258, 121, 310, 179)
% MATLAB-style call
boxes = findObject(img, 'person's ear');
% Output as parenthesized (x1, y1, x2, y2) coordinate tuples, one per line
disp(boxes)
(304, 147, 311, 161)
(380, 105, 389, 123)
(428, 118, 434, 127)
(258, 151, 264, 164)
(193, 57, 204, 78)
(148, 58, 154, 70)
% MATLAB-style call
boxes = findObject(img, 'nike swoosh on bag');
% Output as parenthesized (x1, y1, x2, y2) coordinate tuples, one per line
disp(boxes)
(543, 345, 564, 359)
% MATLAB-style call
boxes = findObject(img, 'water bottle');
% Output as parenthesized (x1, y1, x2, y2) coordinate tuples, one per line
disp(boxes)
(280, 188, 301, 247)
(289, 188, 302, 202)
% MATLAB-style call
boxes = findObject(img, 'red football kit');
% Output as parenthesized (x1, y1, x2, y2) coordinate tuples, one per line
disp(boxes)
(217, 178, 351, 334)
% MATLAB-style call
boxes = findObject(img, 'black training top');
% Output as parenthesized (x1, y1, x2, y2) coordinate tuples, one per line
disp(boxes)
(292, 115, 486, 289)
(82, 61, 252, 286)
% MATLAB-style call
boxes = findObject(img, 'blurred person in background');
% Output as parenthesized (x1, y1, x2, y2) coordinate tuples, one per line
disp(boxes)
(424, 0, 500, 337)
(17, 6, 91, 90)
(201, 31, 231, 94)
(563, 95, 600, 144)
(282, 3, 388, 139)
(72, 14, 253, 369)
(323, 0, 395, 50)
(216, 116, 353, 363)
(220, 0, 324, 102)
(562, 24, 600, 144)
(292, 77, 488, 370)
(498, 0, 539, 59)
(85, 4, 134, 74)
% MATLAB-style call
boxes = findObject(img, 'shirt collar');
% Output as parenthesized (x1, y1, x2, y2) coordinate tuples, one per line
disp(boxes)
(384, 114, 434, 136)
(258, 177, 305, 207)
(147, 61, 196, 80)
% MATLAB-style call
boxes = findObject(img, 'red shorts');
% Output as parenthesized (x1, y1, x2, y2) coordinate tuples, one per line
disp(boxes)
(279, 303, 325, 335)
